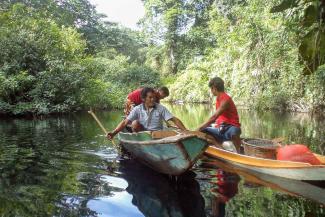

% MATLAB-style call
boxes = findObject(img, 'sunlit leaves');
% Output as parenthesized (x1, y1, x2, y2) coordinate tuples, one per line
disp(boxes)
(142, 0, 216, 74)
(167, 0, 325, 111)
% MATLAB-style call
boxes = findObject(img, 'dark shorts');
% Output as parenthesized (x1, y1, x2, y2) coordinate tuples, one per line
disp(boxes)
(202, 126, 241, 142)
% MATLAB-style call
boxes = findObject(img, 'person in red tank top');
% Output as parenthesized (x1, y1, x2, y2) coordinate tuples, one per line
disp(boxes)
(197, 77, 241, 152)
(124, 86, 170, 116)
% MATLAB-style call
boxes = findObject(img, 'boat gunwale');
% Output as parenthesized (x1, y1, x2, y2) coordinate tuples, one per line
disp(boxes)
(206, 146, 325, 169)
(242, 137, 279, 150)
(118, 132, 197, 145)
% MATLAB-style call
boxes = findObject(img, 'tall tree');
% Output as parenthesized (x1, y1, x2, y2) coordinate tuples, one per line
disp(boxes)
(141, 0, 188, 74)
(1, 0, 105, 53)
(141, 0, 216, 74)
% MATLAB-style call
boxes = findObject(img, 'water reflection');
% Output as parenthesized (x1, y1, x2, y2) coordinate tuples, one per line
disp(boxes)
(194, 167, 240, 217)
(0, 105, 325, 216)
(198, 158, 325, 216)
(200, 157, 325, 205)
(118, 159, 206, 217)
(164, 104, 325, 153)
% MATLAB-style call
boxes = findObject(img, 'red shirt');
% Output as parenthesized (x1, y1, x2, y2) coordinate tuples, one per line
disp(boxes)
(127, 88, 160, 105)
(215, 92, 240, 127)
(127, 88, 143, 105)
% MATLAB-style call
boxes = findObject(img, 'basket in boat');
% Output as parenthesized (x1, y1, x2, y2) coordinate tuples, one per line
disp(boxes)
(242, 138, 279, 159)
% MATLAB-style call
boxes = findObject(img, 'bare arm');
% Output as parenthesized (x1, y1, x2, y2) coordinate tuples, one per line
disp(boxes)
(197, 100, 230, 131)
(107, 119, 130, 139)
(170, 117, 187, 131)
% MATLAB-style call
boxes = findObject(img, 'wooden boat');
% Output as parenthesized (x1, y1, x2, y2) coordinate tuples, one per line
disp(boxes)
(205, 146, 325, 181)
(118, 130, 209, 175)
(200, 157, 325, 204)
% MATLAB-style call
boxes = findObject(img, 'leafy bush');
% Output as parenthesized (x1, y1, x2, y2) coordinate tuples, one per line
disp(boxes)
(0, 4, 160, 115)
(168, 66, 210, 103)
(167, 0, 325, 112)
(78, 54, 161, 109)
(0, 4, 87, 115)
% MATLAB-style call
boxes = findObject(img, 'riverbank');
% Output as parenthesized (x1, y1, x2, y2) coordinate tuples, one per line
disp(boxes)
(1, 101, 325, 119)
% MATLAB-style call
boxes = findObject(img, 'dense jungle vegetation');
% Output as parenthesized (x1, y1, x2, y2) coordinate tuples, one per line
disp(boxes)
(0, 0, 324, 116)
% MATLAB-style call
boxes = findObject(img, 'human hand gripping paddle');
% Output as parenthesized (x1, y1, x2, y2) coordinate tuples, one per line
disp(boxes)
(88, 109, 117, 147)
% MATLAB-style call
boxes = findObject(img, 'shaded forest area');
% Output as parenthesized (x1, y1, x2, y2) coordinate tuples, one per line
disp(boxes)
(0, 0, 325, 116)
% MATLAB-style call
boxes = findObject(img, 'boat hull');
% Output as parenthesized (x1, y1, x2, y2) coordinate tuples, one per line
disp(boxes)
(201, 158, 325, 204)
(119, 132, 208, 175)
(205, 146, 325, 181)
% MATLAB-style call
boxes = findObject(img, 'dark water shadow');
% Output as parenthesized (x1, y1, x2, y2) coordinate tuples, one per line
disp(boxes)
(118, 159, 206, 217)
(118, 158, 240, 217)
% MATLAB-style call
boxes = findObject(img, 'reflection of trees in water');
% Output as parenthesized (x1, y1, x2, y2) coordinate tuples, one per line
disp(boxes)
(56, 195, 98, 217)
(55, 171, 125, 217)
(197, 159, 325, 217)
(239, 110, 325, 153)
(0, 116, 113, 216)
(225, 183, 325, 217)
(163, 103, 214, 130)
(1, 109, 324, 216)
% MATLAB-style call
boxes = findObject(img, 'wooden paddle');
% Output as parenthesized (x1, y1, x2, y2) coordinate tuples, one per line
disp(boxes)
(88, 109, 117, 147)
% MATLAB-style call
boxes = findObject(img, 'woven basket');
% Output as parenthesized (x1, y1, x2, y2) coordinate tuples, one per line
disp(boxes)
(242, 138, 279, 159)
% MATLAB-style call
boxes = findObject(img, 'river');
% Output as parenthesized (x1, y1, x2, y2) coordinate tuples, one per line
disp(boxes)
(0, 104, 324, 217)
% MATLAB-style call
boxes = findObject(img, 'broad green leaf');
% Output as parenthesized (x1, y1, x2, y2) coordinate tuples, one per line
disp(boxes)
(301, 4, 318, 27)
(299, 27, 325, 74)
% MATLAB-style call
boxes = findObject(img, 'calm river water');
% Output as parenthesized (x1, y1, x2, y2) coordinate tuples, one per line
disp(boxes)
(0, 104, 324, 217)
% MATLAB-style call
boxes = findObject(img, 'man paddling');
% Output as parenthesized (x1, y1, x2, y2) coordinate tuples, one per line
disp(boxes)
(124, 86, 170, 116)
(197, 77, 241, 152)
(107, 87, 187, 139)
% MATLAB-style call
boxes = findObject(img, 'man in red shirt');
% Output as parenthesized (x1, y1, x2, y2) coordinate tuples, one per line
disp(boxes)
(124, 86, 169, 116)
(197, 77, 241, 152)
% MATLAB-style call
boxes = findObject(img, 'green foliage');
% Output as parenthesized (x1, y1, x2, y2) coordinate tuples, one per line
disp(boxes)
(270, 0, 298, 13)
(1, 0, 325, 115)
(299, 27, 325, 74)
(87, 23, 148, 62)
(1, 0, 146, 61)
(77, 54, 161, 109)
(119, 65, 160, 88)
(1, 0, 104, 46)
(141, 0, 216, 74)
(165, 0, 325, 112)
(168, 65, 211, 102)
(0, 4, 159, 115)
(0, 4, 86, 115)
(271, 0, 325, 74)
